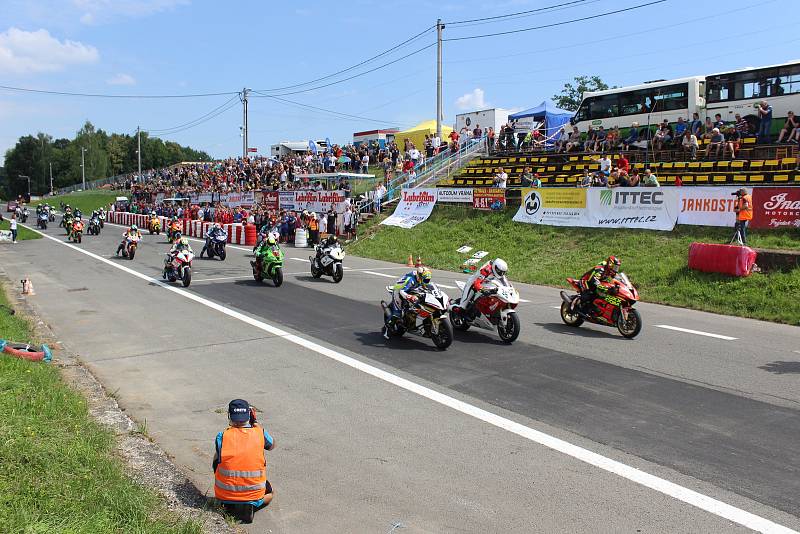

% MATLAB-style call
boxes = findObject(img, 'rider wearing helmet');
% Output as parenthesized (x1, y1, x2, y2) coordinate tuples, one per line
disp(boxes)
(574, 255, 621, 312)
(169, 233, 192, 255)
(460, 258, 508, 317)
(319, 233, 338, 250)
(390, 265, 433, 319)
(117, 224, 142, 255)
(200, 222, 226, 258)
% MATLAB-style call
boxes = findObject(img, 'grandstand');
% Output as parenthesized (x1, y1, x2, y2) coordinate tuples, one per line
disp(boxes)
(439, 139, 799, 188)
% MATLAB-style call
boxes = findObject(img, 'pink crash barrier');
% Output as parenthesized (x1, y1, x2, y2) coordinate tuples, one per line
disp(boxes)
(688, 242, 757, 277)
(108, 212, 246, 243)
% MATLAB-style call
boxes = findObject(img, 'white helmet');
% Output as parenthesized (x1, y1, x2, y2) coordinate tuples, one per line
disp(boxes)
(491, 258, 508, 278)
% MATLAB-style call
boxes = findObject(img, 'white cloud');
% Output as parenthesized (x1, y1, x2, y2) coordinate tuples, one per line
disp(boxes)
(74, 0, 190, 24)
(455, 88, 488, 111)
(107, 73, 136, 85)
(0, 27, 99, 74)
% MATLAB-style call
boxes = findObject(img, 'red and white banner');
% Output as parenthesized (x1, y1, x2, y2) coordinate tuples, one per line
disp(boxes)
(285, 190, 348, 213)
(473, 188, 506, 211)
(381, 189, 437, 229)
(256, 191, 279, 210)
(752, 188, 800, 229)
(225, 191, 255, 207)
(677, 187, 743, 227)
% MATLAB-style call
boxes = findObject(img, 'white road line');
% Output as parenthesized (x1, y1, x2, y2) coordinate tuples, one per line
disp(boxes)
(362, 270, 397, 278)
(289, 257, 307, 261)
(438, 284, 456, 289)
(23, 224, 796, 534)
(550, 305, 561, 309)
(654, 325, 737, 341)
(519, 298, 531, 303)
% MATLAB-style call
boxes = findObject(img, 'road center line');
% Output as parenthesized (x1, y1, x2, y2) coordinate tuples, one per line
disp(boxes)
(654, 325, 737, 341)
(23, 225, 794, 534)
(362, 270, 397, 278)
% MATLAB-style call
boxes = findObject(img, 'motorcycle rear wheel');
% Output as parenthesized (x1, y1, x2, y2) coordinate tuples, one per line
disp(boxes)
(449, 309, 471, 331)
(498, 312, 521, 343)
(560, 301, 584, 327)
(617, 308, 642, 339)
(431, 318, 454, 350)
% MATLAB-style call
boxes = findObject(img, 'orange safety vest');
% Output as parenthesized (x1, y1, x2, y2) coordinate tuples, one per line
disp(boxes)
(735, 194, 753, 221)
(214, 425, 267, 502)
(309, 218, 318, 231)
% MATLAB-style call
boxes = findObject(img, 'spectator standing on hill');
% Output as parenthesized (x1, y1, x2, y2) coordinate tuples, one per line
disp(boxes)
(777, 111, 799, 143)
(486, 127, 495, 151)
(326, 207, 337, 237)
(757, 100, 773, 143)
(360, 152, 369, 174)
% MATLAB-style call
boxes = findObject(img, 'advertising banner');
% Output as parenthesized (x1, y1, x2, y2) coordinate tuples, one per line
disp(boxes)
(473, 188, 506, 211)
(279, 191, 296, 210)
(437, 188, 474, 203)
(189, 193, 213, 205)
(751, 188, 800, 229)
(513, 188, 588, 226)
(677, 187, 743, 226)
(381, 189, 438, 229)
(293, 190, 347, 213)
(587, 188, 679, 231)
(225, 191, 255, 207)
(256, 191, 279, 210)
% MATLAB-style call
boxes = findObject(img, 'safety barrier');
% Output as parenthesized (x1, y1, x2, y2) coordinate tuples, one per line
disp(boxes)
(107, 212, 249, 245)
(687, 242, 757, 277)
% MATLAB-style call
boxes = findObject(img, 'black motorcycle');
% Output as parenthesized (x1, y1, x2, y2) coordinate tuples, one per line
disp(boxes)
(87, 216, 102, 236)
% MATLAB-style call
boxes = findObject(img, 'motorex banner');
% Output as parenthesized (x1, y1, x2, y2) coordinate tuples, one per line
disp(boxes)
(587, 188, 680, 231)
(381, 189, 438, 229)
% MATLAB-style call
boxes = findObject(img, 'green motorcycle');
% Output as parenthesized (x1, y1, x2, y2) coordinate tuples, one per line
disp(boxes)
(251, 244, 284, 287)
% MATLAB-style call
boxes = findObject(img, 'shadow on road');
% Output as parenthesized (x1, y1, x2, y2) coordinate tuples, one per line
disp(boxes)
(759, 361, 800, 374)
(352, 330, 442, 353)
(536, 321, 623, 340)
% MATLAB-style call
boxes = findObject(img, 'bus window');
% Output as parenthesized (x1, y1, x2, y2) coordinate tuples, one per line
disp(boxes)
(707, 80, 729, 102)
(652, 83, 688, 111)
(619, 91, 645, 116)
(779, 64, 800, 94)
(575, 98, 592, 122)
(589, 94, 619, 119)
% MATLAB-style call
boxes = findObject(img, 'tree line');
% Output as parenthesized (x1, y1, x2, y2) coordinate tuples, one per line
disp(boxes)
(0, 120, 210, 198)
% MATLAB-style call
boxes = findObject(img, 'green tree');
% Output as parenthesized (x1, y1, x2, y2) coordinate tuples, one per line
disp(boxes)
(553, 76, 615, 112)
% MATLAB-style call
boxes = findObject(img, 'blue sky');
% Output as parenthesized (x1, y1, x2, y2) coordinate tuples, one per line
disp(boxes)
(1, 0, 798, 163)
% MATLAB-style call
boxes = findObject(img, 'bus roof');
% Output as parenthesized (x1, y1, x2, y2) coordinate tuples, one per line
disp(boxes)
(583, 76, 705, 99)
(705, 59, 800, 78)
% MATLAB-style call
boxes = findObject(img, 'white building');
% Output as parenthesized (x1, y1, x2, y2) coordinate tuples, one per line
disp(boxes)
(454, 108, 512, 136)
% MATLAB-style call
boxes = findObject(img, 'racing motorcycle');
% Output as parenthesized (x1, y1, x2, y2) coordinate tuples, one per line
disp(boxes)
(97, 210, 105, 227)
(252, 245, 284, 286)
(381, 283, 453, 350)
(121, 235, 140, 260)
(149, 217, 161, 235)
(559, 272, 642, 339)
(61, 213, 73, 232)
(204, 231, 228, 261)
(37, 211, 48, 230)
(449, 277, 521, 343)
(69, 219, 84, 243)
(87, 215, 102, 236)
(20, 207, 29, 223)
(310, 242, 345, 283)
(253, 227, 279, 254)
(163, 249, 194, 287)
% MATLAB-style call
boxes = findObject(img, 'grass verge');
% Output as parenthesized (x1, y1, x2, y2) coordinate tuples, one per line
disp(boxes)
(33, 191, 123, 215)
(347, 205, 800, 325)
(0, 285, 201, 533)
(0, 219, 41, 241)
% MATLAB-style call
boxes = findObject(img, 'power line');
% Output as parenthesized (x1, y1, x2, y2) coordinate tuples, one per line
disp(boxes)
(255, 25, 435, 93)
(147, 95, 241, 133)
(0, 85, 238, 99)
(251, 91, 401, 126)
(443, 0, 667, 41)
(147, 98, 241, 137)
(445, 0, 589, 25)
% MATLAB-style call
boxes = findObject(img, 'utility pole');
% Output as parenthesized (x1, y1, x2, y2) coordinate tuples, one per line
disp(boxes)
(49, 162, 53, 195)
(241, 88, 249, 159)
(41, 135, 45, 195)
(80, 147, 87, 190)
(436, 19, 444, 140)
(137, 126, 142, 183)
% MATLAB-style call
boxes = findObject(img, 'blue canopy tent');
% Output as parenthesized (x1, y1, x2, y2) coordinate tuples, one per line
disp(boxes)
(508, 101, 574, 146)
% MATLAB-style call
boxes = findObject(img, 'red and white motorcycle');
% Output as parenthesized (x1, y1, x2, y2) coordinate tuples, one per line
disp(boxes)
(449, 277, 521, 343)
(162, 249, 194, 287)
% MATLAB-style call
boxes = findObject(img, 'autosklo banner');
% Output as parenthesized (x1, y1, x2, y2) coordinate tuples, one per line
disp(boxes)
(513, 188, 588, 226)
(751, 187, 800, 229)
(473, 188, 506, 211)
(437, 188, 473, 203)
(587, 188, 679, 231)
(381, 189, 438, 229)
(677, 187, 743, 226)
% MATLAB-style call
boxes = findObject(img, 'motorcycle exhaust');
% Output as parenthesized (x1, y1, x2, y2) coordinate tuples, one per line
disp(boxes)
(559, 291, 572, 304)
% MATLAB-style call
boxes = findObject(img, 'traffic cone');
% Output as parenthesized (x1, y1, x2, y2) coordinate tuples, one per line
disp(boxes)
(406, 254, 414, 267)
(415, 255, 423, 267)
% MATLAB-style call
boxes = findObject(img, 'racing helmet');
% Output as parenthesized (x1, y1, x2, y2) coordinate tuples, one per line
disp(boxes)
(215, 223, 222, 229)
(174, 232, 182, 241)
(492, 258, 508, 278)
(416, 266, 432, 284)
(267, 235, 277, 246)
(604, 255, 621, 276)
(328, 235, 338, 245)
(179, 237, 189, 246)
(131, 225, 138, 231)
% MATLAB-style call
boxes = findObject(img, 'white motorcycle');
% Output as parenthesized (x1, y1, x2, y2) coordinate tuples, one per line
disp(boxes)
(310, 243, 345, 283)
(163, 249, 194, 287)
(449, 277, 521, 343)
(381, 283, 453, 350)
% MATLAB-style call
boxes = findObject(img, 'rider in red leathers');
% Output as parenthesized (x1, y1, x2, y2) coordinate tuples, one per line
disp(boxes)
(460, 258, 508, 317)
(573, 255, 621, 313)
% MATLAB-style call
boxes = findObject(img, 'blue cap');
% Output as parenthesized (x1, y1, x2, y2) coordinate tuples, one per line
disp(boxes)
(228, 399, 250, 423)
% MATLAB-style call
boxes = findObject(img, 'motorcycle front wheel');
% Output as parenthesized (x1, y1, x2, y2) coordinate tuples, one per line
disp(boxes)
(617, 308, 642, 339)
(560, 301, 584, 327)
(332, 263, 343, 283)
(218, 248, 226, 261)
(498, 312, 521, 343)
(128, 248, 136, 260)
(431, 318, 454, 350)
(310, 259, 322, 278)
(182, 267, 192, 287)
(272, 267, 283, 287)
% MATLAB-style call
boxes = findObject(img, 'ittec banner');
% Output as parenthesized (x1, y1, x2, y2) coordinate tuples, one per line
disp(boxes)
(437, 188, 473, 203)
(381, 189, 438, 229)
(677, 187, 743, 226)
(751, 188, 800, 229)
(473, 188, 506, 211)
(587, 188, 679, 231)
(513, 188, 587, 226)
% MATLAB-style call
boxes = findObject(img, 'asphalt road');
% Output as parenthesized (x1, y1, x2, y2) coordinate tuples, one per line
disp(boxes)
(3, 220, 800, 533)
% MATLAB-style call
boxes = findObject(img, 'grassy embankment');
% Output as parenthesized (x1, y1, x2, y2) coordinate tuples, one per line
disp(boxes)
(33, 191, 123, 214)
(0, 286, 200, 533)
(348, 205, 800, 324)
(0, 219, 41, 241)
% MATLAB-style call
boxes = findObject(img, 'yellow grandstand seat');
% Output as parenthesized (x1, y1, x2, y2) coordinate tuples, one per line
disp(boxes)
(733, 174, 747, 182)
(673, 162, 687, 169)
(750, 160, 764, 169)
(774, 174, 789, 182)
(696, 175, 709, 183)
(749, 174, 764, 182)
(731, 161, 745, 168)
(712, 175, 727, 182)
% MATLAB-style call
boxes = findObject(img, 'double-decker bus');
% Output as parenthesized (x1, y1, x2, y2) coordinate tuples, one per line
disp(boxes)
(570, 61, 800, 136)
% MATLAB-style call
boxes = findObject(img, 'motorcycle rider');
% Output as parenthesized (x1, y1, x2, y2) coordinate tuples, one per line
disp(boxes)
(573, 255, 621, 313)
(117, 224, 142, 255)
(317, 234, 338, 254)
(200, 223, 226, 258)
(251, 234, 280, 270)
(390, 265, 433, 320)
(460, 258, 508, 318)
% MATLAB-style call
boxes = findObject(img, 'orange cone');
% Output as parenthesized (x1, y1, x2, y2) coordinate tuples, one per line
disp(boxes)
(415, 255, 423, 267)
(406, 254, 414, 267)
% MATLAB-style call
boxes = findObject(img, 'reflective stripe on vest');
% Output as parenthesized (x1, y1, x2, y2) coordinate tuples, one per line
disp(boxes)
(214, 426, 267, 502)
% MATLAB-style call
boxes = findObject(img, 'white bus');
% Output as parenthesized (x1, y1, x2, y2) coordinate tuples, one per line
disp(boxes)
(570, 61, 800, 137)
